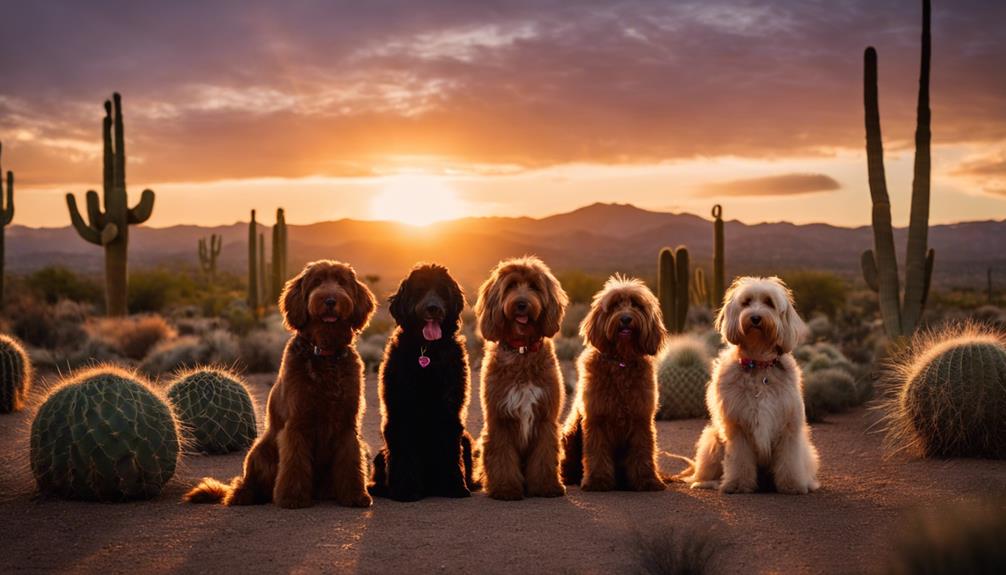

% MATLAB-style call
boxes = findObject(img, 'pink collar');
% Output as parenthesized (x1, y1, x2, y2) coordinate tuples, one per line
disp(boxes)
(738, 356, 781, 370)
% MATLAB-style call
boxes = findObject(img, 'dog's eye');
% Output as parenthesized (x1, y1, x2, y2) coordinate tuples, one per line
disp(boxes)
(764, 297, 775, 309)
(741, 298, 751, 307)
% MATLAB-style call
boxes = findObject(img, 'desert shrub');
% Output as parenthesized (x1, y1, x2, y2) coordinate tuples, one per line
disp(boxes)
(221, 299, 259, 336)
(884, 500, 1006, 575)
(24, 266, 103, 305)
(88, 315, 177, 361)
(128, 268, 201, 313)
(561, 303, 589, 338)
(175, 316, 225, 336)
(880, 323, 1006, 459)
(557, 270, 606, 304)
(972, 305, 1005, 330)
(239, 328, 287, 374)
(806, 314, 834, 342)
(140, 330, 240, 377)
(686, 306, 714, 331)
(357, 335, 386, 373)
(803, 368, 858, 423)
(699, 330, 724, 358)
(783, 270, 848, 320)
(9, 298, 88, 350)
(657, 336, 711, 420)
(554, 336, 584, 362)
(635, 524, 722, 575)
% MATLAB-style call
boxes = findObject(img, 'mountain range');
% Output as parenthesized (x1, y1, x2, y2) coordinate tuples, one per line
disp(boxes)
(7, 203, 1003, 292)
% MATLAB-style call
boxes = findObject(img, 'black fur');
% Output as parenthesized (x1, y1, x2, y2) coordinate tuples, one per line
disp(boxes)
(369, 264, 480, 501)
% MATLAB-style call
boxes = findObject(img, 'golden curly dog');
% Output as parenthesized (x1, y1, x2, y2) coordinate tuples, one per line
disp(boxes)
(474, 256, 569, 500)
(560, 275, 668, 491)
(675, 276, 820, 494)
(186, 260, 376, 508)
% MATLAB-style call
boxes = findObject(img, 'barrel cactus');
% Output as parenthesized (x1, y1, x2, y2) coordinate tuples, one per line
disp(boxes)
(166, 367, 257, 454)
(1, 334, 31, 414)
(656, 336, 711, 420)
(883, 324, 1006, 459)
(30, 366, 180, 501)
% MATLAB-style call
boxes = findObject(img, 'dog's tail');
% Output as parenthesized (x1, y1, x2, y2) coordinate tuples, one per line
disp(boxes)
(659, 451, 696, 483)
(559, 414, 584, 486)
(184, 477, 234, 504)
(462, 431, 482, 491)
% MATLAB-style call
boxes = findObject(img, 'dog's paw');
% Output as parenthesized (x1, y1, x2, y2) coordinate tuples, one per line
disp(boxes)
(688, 480, 719, 490)
(632, 478, 667, 492)
(340, 492, 373, 508)
(776, 479, 818, 495)
(488, 485, 525, 501)
(720, 479, 757, 494)
(275, 494, 314, 509)
(529, 482, 566, 498)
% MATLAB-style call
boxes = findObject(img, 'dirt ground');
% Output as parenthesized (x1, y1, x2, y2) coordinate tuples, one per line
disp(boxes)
(2, 370, 1004, 575)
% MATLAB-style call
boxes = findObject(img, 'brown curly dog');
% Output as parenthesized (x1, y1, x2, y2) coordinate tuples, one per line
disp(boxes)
(474, 255, 569, 500)
(185, 260, 376, 508)
(560, 275, 667, 491)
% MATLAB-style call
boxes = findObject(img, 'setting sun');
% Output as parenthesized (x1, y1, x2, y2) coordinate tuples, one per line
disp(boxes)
(370, 174, 467, 226)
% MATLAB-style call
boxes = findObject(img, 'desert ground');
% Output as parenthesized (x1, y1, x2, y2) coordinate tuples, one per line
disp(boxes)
(1, 370, 1004, 575)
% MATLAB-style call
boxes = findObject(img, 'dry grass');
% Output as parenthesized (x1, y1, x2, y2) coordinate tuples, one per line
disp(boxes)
(634, 524, 723, 575)
(884, 500, 1006, 575)
(89, 315, 177, 361)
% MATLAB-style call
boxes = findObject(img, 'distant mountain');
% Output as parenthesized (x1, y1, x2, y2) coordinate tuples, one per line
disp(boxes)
(7, 203, 1004, 292)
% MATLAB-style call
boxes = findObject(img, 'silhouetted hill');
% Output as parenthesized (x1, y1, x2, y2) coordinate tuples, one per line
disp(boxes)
(7, 204, 1004, 291)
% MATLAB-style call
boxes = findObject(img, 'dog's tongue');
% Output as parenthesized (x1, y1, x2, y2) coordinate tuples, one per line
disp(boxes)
(423, 319, 442, 341)
(516, 315, 529, 325)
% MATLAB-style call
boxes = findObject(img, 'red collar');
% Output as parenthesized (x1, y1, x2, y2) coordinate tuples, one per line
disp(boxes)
(500, 338, 543, 355)
(299, 336, 348, 359)
(738, 356, 781, 370)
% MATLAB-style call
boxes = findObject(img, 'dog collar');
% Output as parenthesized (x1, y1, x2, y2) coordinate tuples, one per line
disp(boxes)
(500, 338, 543, 355)
(738, 356, 781, 371)
(601, 352, 631, 368)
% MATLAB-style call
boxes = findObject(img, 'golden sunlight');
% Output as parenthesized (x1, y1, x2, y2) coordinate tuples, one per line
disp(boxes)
(370, 174, 467, 226)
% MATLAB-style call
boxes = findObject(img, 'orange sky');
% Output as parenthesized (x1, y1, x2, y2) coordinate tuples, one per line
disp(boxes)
(2, 1, 1004, 228)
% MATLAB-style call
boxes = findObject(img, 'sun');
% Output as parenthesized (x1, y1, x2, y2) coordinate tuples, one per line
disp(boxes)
(370, 174, 466, 226)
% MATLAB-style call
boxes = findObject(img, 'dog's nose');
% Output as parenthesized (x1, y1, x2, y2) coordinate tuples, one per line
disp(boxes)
(750, 315, 762, 326)
(620, 315, 632, 327)
(515, 300, 529, 313)
(324, 297, 337, 308)
(426, 304, 442, 315)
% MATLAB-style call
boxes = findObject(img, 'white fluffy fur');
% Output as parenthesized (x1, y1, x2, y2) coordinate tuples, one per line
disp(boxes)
(500, 383, 545, 447)
(679, 276, 820, 494)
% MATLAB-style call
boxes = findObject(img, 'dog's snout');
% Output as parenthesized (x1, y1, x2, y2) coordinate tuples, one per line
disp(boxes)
(324, 297, 337, 308)
(515, 299, 529, 313)
(426, 303, 443, 315)
(750, 315, 762, 326)
(620, 315, 632, 327)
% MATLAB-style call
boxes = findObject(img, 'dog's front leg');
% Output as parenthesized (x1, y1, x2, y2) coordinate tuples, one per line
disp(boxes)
(720, 432, 759, 494)
(482, 429, 525, 500)
(580, 417, 615, 491)
(771, 427, 820, 495)
(274, 426, 314, 509)
(525, 422, 566, 497)
(622, 426, 666, 492)
(329, 433, 373, 507)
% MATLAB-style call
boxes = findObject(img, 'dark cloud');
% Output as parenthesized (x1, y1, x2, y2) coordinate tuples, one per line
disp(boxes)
(1, 0, 1004, 186)
(700, 173, 841, 197)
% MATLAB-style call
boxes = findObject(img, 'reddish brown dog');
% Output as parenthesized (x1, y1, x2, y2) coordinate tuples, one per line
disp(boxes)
(561, 275, 667, 491)
(186, 260, 376, 508)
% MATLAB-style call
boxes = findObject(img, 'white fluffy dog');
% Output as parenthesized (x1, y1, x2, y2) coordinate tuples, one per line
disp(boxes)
(676, 276, 820, 494)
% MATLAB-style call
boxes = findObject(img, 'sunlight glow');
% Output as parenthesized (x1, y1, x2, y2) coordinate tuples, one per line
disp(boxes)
(370, 174, 467, 226)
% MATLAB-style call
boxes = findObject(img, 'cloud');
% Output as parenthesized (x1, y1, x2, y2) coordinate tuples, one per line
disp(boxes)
(700, 173, 841, 197)
(953, 154, 1006, 196)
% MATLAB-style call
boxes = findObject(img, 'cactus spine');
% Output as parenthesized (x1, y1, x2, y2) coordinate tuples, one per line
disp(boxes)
(271, 208, 288, 302)
(247, 210, 259, 310)
(657, 246, 690, 334)
(712, 204, 725, 310)
(860, 0, 934, 339)
(0, 142, 13, 303)
(0, 334, 31, 414)
(198, 234, 222, 281)
(66, 93, 155, 316)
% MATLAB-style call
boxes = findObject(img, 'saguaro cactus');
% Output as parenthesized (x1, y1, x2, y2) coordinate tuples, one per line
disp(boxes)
(657, 246, 690, 334)
(691, 267, 711, 307)
(257, 232, 267, 309)
(860, 0, 934, 339)
(712, 204, 725, 310)
(66, 93, 155, 316)
(247, 210, 258, 309)
(198, 234, 221, 281)
(271, 208, 288, 302)
(0, 142, 13, 303)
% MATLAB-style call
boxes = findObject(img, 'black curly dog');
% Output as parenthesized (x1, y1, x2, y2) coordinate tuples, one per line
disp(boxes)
(369, 264, 480, 501)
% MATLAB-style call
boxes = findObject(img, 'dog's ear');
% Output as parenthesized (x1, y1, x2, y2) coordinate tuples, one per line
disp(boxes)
(580, 294, 609, 352)
(539, 265, 569, 338)
(638, 286, 667, 356)
(715, 278, 743, 345)
(280, 265, 310, 332)
(475, 268, 504, 342)
(388, 273, 411, 326)
(349, 273, 377, 332)
(445, 272, 466, 330)
(771, 277, 808, 353)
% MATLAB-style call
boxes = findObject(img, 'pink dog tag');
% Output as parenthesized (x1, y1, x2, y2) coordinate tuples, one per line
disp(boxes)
(418, 355, 431, 368)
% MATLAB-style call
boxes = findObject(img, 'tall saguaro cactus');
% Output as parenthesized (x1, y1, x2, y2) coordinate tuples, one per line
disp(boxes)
(257, 232, 267, 309)
(860, 0, 934, 338)
(198, 234, 221, 281)
(657, 246, 690, 334)
(711, 204, 725, 310)
(271, 208, 288, 301)
(247, 210, 258, 310)
(66, 94, 155, 316)
(0, 142, 13, 303)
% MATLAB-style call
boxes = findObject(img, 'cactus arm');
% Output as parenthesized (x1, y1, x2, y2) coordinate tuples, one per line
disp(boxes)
(900, 0, 933, 335)
(674, 246, 690, 333)
(127, 189, 155, 224)
(921, 248, 934, 308)
(861, 250, 879, 292)
(83, 190, 104, 229)
(67, 193, 108, 246)
(657, 248, 675, 333)
(1, 171, 12, 225)
(113, 93, 126, 191)
(864, 46, 904, 338)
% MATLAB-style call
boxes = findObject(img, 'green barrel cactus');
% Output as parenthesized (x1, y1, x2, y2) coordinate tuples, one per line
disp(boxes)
(166, 368, 257, 454)
(884, 325, 1006, 459)
(30, 366, 180, 501)
(1, 334, 31, 414)
(657, 336, 711, 420)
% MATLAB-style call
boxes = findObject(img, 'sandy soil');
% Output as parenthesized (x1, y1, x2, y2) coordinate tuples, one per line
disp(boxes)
(2, 370, 1004, 575)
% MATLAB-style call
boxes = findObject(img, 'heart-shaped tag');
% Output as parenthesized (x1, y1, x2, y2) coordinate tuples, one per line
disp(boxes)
(418, 355, 431, 368)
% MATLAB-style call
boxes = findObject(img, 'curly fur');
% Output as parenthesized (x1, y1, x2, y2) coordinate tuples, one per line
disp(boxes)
(186, 260, 376, 508)
(561, 275, 668, 491)
(474, 256, 569, 500)
(674, 276, 820, 494)
(369, 263, 480, 501)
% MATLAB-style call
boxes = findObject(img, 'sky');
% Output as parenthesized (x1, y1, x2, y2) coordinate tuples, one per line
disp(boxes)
(1, 0, 1004, 228)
